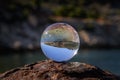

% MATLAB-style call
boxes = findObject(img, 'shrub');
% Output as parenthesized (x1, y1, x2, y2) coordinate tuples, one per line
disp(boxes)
(54, 5, 87, 18)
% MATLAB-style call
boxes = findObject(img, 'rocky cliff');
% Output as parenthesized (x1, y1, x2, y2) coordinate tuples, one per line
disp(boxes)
(0, 16, 120, 50)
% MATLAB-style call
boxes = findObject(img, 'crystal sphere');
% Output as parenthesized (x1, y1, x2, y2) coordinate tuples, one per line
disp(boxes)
(40, 23, 80, 62)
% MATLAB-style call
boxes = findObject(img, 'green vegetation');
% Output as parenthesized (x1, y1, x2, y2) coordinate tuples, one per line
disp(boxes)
(54, 5, 87, 18)
(44, 41, 79, 50)
(0, 0, 42, 22)
(41, 0, 120, 19)
(1, 0, 120, 22)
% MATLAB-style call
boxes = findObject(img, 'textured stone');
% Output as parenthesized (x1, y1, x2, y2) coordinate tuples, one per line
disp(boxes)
(0, 60, 119, 80)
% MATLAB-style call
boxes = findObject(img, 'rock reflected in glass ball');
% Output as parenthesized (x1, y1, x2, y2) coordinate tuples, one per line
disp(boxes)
(41, 23, 80, 62)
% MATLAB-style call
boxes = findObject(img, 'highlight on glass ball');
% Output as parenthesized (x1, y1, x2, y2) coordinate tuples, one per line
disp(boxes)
(40, 23, 80, 62)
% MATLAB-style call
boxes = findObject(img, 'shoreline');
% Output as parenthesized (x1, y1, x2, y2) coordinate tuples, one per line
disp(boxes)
(0, 47, 120, 54)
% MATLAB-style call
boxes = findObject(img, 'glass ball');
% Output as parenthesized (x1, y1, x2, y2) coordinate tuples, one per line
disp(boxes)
(40, 23, 80, 62)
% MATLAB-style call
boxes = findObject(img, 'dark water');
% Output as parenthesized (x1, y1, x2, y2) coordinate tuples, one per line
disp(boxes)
(0, 49, 120, 75)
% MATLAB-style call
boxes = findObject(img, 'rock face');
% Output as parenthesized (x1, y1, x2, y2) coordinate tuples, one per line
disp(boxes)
(0, 17, 120, 50)
(52, 17, 120, 49)
(0, 60, 119, 80)
(0, 21, 44, 50)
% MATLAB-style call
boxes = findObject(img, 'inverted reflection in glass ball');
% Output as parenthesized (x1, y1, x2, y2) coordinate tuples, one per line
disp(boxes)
(41, 23, 80, 62)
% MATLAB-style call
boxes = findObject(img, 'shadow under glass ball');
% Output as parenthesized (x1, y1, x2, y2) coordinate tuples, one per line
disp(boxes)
(40, 23, 80, 62)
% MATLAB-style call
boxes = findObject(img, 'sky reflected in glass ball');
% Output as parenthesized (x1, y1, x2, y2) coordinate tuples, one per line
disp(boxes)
(41, 23, 80, 62)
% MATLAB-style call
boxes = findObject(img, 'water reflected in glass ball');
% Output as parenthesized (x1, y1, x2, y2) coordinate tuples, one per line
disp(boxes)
(40, 23, 80, 62)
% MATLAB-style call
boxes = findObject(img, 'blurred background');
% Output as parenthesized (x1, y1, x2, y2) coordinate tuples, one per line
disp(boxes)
(0, 0, 120, 75)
